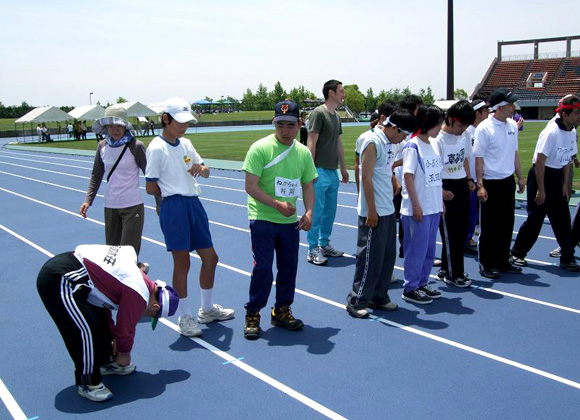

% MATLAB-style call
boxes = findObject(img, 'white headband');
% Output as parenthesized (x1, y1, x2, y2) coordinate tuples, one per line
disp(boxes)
(491, 101, 509, 111)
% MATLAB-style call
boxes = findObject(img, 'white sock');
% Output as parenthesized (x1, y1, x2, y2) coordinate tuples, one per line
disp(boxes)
(178, 297, 193, 317)
(200, 288, 213, 313)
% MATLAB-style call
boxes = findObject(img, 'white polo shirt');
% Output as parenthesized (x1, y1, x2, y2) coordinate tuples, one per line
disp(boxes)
(433, 130, 472, 180)
(145, 136, 203, 197)
(473, 116, 518, 180)
(357, 130, 396, 217)
(355, 129, 374, 157)
(533, 118, 577, 169)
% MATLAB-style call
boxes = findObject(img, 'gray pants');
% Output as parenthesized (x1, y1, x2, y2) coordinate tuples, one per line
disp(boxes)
(347, 213, 396, 309)
(104, 204, 144, 255)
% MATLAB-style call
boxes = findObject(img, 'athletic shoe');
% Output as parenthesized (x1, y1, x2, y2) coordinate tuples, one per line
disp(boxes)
(419, 285, 441, 299)
(368, 301, 398, 311)
(271, 306, 304, 331)
(137, 262, 150, 274)
(433, 259, 442, 267)
(464, 244, 478, 256)
(549, 247, 561, 258)
(436, 269, 447, 281)
(346, 303, 369, 318)
(178, 314, 202, 337)
(497, 264, 522, 274)
(307, 247, 328, 265)
(321, 243, 344, 257)
(390, 275, 398, 283)
(560, 261, 580, 272)
(479, 267, 499, 279)
(474, 226, 480, 236)
(77, 383, 113, 402)
(244, 311, 261, 340)
(509, 255, 528, 267)
(100, 362, 136, 376)
(444, 276, 472, 288)
(469, 238, 477, 246)
(402, 289, 433, 305)
(198, 304, 235, 324)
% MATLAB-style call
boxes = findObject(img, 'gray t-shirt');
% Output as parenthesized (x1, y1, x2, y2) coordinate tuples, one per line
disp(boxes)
(308, 105, 343, 169)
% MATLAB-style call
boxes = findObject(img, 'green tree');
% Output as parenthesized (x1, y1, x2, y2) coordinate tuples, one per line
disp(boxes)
(254, 83, 270, 110)
(242, 88, 256, 111)
(344, 84, 365, 114)
(204, 96, 214, 102)
(116, 97, 128, 104)
(288, 85, 316, 107)
(268, 81, 287, 106)
(365, 88, 376, 112)
(453, 88, 469, 100)
(419, 86, 435, 104)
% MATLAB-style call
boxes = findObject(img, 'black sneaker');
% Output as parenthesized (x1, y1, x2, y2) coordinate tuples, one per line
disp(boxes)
(419, 285, 442, 299)
(497, 264, 522, 274)
(437, 269, 447, 281)
(444, 276, 472, 288)
(509, 255, 527, 267)
(479, 267, 500, 279)
(560, 261, 580, 272)
(244, 311, 261, 340)
(271, 306, 304, 331)
(402, 289, 433, 305)
(346, 303, 370, 318)
(464, 244, 478, 256)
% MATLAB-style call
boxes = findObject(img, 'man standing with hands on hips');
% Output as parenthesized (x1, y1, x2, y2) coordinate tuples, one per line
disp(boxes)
(242, 100, 317, 340)
(306, 79, 349, 265)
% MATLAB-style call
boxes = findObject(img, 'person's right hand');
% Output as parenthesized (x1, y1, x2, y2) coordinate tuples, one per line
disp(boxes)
(275, 201, 296, 217)
(80, 202, 90, 218)
(412, 205, 423, 222)
(535, 189, 546, 205)
(477, 186, 488, 202)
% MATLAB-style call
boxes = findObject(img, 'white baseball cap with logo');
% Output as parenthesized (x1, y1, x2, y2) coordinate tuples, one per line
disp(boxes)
(163, 97, 198, 124)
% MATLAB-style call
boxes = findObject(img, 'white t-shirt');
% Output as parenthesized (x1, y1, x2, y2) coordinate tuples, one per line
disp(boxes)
(145, 136, 203, 198)
(473, 116, 518, 180)
(358, 130, 396, 217)
(533, 118, 578, 169)
(464, 125, 477, 182)
(433, 129, 472, 180)
(401, 137, 444, 216)
(393, 135, 410, 183)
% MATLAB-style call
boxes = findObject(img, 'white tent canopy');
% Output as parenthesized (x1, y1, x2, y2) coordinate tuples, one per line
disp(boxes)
(68, 105, 105, 121)
(147, 102, 165, 115)
(115, 101, 157, 118)
(433, 99, 459, 111)
(15, 106, 72, 123)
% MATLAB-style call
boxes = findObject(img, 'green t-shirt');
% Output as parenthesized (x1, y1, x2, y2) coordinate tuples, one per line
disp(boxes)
(242, 133, 318, 224)
(308, 104, 343, 169)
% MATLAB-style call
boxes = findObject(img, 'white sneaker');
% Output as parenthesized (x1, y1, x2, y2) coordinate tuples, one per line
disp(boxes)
(307, 247, 328, 265)
(198, 304, 235, 324)
(77, 382, 113, 402)
(178, 314, 202, 337)
(321, 243, 344, 257)
(100, 362, 136, 376)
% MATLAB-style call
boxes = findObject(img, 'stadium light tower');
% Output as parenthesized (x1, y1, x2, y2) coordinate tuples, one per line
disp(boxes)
(446, 0, 454, 100)
(89, 92, 93, 105)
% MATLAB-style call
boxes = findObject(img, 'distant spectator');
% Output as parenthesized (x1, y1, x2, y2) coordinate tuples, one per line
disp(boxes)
(67, 122, 74, 138)
(81, 121, 87, 140)
(36, 124, 43, 142)
(149, 119, 155, 136)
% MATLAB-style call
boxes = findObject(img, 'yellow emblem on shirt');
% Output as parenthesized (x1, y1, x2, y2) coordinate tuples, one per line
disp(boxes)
(184, 155, 191, 164)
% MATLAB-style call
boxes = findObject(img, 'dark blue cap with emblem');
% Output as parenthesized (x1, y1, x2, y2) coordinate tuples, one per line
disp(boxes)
(274, 100, 299, 122)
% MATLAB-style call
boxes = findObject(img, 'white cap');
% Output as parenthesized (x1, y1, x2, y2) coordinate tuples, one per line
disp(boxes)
(163, 97, 197, 123)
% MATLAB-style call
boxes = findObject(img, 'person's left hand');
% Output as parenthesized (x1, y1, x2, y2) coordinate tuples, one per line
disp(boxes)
(188, 164, 204, 177)
(518, 178, 526, 194)
(340, 168, 349, 183)
(298, 211, 312, 231)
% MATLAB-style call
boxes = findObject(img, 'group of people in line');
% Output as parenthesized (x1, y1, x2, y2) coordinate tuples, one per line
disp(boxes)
(36, 81, 580, 402)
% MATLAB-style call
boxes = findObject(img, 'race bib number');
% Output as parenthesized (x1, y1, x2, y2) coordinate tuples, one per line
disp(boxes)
(424, 156, 443, 188)
(275, 176, 300, 198)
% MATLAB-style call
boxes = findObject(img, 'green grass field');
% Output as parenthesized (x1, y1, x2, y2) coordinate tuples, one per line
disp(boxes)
(16, 121, 580, 187)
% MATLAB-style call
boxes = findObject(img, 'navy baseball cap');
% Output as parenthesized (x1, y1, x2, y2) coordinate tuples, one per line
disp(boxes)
(490, 88, 518, 109)
(274, 100, 299, 122)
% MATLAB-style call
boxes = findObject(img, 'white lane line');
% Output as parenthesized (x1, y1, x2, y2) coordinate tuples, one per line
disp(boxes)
(0, 174, 565, 306)
(158, 319, 346, 420)
(0, 378, 28, 420)
(3, 191, 580, 392)
(0, 223, 345, 420)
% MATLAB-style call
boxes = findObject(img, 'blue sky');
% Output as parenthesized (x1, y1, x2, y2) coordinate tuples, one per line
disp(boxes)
(1, 0, 578, 107)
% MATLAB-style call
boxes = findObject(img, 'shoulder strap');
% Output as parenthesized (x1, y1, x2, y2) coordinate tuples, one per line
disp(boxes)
(264, 141, 296, 169)
(106, 143, 130, 182)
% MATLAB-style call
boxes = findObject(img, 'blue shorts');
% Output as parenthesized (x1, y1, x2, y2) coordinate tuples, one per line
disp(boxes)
(159, 195, 213, 252)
